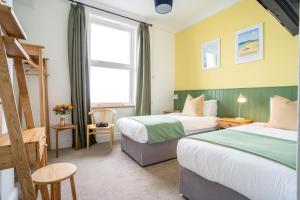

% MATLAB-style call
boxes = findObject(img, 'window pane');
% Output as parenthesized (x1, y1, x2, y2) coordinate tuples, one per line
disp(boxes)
(90, 67, 130, 103)
(91, 23, 131, 64)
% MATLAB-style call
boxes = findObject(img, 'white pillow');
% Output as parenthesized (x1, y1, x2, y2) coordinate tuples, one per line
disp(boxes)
(267, 95, 297, 130)
(203, 100, 217, 117)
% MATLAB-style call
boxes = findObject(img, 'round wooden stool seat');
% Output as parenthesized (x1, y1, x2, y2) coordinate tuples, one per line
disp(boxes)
(32, 163, 77, 200)
(32, 163, 77, 184)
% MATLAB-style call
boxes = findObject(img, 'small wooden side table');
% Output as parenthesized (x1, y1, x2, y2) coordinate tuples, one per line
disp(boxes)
(51, 124, 78, 158)
(217, 118, 252, 129)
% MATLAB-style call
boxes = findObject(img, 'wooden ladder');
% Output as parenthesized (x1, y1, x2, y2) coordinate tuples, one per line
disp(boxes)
(0, 3, 44, 199)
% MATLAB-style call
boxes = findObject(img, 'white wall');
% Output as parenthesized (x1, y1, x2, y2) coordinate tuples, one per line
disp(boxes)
(13, 0, 175, 149)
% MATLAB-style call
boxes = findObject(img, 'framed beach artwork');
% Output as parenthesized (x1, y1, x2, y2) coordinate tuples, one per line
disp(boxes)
(235, 23, 263, 64)
(202, 38, 220, 69)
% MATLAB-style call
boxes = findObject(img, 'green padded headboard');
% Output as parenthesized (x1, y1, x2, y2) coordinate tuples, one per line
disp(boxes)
(174, 86, 298, 122)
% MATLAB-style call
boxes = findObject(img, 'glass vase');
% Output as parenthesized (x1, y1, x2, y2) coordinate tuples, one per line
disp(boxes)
(60, 115, 66, 126)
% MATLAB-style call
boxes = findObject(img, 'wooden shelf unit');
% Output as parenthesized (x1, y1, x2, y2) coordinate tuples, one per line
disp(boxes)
(0, 2, 46, 199)
(20, 43, 51, 149)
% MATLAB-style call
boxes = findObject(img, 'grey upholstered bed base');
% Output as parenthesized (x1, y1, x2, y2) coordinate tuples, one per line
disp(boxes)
(121, 127, 217, 167)
(121, 134, 178, 167)
(179, 165, 249, 200)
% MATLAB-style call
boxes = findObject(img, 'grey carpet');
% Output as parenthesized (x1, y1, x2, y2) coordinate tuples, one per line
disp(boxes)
(46, 142, 184, 200)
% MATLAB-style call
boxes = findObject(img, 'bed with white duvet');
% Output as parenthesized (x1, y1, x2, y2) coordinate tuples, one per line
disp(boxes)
(117, 100, 217, 167)
(117, 113, 218, 166)
(177, 122, 297, 200)
(117, 113, 218, 143)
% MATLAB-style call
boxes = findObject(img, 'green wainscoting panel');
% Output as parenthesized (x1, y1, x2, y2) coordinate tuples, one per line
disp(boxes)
(174, 86, 298, 122)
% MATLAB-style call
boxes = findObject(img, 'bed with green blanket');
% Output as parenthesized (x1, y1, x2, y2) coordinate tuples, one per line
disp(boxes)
(118, 114, 218, 166)
(177, 122, 297, 200)
(128, 115, 185, 144)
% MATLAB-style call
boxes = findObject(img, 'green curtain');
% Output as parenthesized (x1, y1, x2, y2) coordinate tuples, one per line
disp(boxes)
(68, 3, 96, 148)
(136, 23, 151, 116)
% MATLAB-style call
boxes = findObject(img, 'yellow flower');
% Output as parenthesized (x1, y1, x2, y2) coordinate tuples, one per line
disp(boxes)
(53, 104, 73, 115)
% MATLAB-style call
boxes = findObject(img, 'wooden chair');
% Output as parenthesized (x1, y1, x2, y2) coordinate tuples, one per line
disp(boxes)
(86, 108, 116, 150)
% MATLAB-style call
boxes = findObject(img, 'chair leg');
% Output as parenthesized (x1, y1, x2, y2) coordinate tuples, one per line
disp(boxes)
(51, 184, 55, 200)
(86, 127, 89, 150)
(56, 182, 61, 200)
(93, 130, 97, 142)
(51, 182, 61, 200)
(34, 184, 39, 199)
(111, 129, 115, 144)
(70, 175, 77, 200)
(110, 131, 113, 150)
(40, 185, 50, 200)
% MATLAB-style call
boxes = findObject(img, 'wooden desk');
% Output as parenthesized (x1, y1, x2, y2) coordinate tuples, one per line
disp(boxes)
(51, 124, 78, 158)
(0, 127, 47, 169)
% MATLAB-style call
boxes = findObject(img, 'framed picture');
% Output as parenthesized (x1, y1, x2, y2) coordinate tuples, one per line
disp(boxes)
(235, 23, 263, 64)
(202, 38, 220, 69)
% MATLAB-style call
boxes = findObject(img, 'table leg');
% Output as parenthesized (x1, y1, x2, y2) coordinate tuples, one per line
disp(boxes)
(55, 130, 59, 158)
(70, 175, 77, 200)
(75, 126, 78, 150)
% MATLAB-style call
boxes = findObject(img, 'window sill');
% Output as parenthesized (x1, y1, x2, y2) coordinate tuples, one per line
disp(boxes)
(91, 103, 135, 109)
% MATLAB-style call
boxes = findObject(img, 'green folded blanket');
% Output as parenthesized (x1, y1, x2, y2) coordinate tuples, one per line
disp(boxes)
(188, 129, 296, 169)
(128, 115, 184, 144)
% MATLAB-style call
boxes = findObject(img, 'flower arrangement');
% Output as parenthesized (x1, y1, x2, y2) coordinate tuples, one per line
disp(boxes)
(53, 104, 73, 126)
(53, 104, 73, 115)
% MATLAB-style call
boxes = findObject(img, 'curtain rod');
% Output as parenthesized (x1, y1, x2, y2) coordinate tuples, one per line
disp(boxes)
(68, 0, 153, 27)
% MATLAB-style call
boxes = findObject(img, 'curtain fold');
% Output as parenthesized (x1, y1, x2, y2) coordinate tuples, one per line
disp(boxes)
(68, 3, 96, 148)
(135, 23, 151, 116)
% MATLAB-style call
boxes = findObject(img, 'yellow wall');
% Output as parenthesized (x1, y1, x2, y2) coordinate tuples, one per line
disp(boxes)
(175, 0, 298, 90)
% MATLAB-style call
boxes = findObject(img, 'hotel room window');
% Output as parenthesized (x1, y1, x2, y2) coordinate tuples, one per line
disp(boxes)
(89, 17, 135, 107)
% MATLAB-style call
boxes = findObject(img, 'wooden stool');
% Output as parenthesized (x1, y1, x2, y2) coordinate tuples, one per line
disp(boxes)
(32, 163, 77, 200)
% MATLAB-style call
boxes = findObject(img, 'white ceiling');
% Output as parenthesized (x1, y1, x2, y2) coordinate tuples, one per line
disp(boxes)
(86, 0, 240, 32)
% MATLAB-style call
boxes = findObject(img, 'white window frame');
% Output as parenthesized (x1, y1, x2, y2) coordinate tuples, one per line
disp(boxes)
(88, 16, 136, 108)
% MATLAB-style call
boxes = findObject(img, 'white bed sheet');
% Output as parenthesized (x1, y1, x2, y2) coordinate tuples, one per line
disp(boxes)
(177, 122, 297, 200)
(116, 113, 218, 143)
